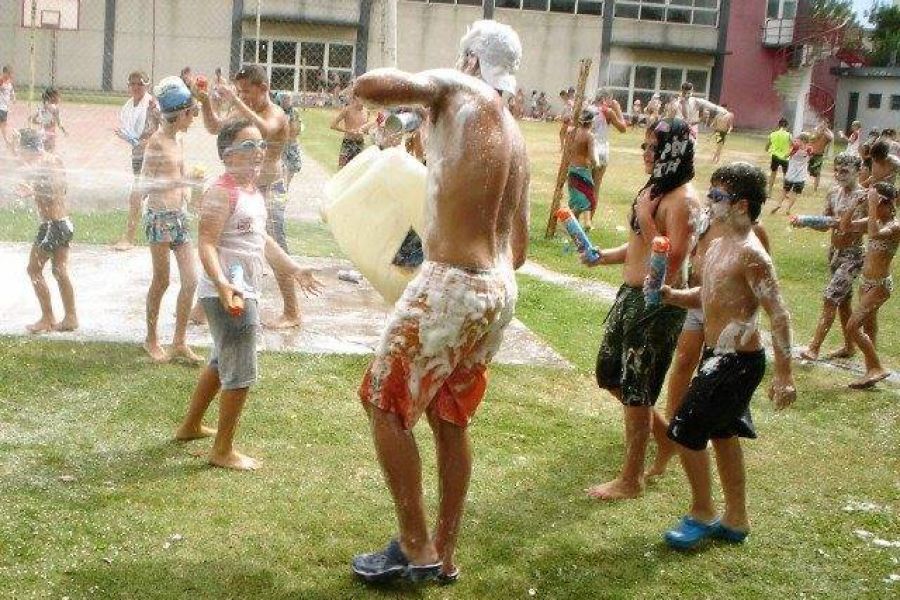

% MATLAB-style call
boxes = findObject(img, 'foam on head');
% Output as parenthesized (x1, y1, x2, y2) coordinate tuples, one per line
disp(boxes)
(834, 152, 861, 171)
(458, 20, 522, 95)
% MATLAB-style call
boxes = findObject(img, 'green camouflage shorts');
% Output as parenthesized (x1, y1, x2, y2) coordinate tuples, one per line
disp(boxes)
(595, 285, 686, 407)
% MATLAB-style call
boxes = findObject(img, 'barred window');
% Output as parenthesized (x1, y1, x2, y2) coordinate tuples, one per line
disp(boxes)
(614, 0, 719, 27)
(606, 62, 710, 112)
(492, 0, 604, 14)
(241, 38, 355, 92)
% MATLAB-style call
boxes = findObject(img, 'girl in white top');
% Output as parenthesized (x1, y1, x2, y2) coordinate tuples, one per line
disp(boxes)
(771, 132, 813, 214)
(0, 65, 15, 150)
(176, 120, 322, 471)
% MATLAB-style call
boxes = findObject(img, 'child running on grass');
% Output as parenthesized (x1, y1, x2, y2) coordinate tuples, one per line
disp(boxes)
(175, 120, 322, 470)
(16, 129, 78, 333)
(770, 132, 812, 214)
(659, 162, 795, 550)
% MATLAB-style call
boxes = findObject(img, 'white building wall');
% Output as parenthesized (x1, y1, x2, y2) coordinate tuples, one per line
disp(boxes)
(834, 75, 900, 132)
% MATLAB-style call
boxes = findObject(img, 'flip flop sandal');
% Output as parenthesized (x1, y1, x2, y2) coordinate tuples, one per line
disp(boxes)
(351, 539, 441, 584)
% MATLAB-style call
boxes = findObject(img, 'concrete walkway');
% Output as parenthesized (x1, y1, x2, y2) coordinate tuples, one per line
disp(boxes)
(0, 242, 569, 368)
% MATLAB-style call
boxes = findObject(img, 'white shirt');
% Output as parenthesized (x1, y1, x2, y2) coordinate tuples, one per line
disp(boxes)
(119, 93, 152, 143)
(198, 179, 269, 300)
(786, 145, 811, 183)
(0, 79, 14, 111)
(678, 95, 721, 125)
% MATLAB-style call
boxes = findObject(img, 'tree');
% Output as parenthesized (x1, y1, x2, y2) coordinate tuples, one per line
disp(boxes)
(867, 3, 900, 66)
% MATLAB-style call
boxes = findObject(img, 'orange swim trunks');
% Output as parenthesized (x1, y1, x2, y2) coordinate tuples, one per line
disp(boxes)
(359, 261, 517, 430)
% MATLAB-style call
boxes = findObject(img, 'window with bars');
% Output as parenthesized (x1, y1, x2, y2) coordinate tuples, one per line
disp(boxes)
(407, 0, 605, 13)
(606, 62, 710, 112)
(241, 38, 355, 92)
(614, 0, 719, 26)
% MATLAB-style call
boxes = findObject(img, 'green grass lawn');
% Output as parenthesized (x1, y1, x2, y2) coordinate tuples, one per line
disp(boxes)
(2, 109, 899, 598)
(0, 336, 897, 599)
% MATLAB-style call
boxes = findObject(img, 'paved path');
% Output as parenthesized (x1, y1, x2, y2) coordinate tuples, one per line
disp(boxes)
(0, 242, 569, 368)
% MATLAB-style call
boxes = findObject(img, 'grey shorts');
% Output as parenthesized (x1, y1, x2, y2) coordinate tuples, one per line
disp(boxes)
(202, 297, 260, 390)
(682, 307, 705, 332)
(824, 246, 864, 305)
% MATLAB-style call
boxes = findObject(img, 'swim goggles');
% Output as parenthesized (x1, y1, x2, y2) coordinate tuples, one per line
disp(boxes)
(225, 139, 267, 155)
(707, 187, 735, 203)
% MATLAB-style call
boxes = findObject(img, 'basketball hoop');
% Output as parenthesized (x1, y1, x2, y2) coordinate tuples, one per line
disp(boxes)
(21, 0, 80, 31)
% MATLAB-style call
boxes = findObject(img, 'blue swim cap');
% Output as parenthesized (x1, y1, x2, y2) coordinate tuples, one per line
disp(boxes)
(155, 76, 193, 114)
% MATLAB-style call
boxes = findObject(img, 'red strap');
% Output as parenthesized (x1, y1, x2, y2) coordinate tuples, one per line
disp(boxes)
(215, 172, 240, 214)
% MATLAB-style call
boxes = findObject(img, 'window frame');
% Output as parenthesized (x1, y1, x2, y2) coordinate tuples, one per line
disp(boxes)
(613, 0, 720, 27)
(241, 36, 356, 93)
(867, 93, 882, 110)
(606, 61, 712, 112)
(490, 0, 604, 14)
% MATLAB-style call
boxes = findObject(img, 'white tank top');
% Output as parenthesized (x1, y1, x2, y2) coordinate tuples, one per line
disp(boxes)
(198, 174, 268, 300)
(592, 104, 609, 144)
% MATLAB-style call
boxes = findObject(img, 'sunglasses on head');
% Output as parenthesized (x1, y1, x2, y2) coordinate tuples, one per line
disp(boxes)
(707, 187, 735, 203)
(225, 139, 267, 154)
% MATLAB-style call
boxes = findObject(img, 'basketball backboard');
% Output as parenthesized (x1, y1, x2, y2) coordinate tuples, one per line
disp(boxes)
(21, 0, 80, 31)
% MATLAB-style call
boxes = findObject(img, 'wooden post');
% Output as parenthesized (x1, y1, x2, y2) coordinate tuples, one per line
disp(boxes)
(545, 58, 593, 239)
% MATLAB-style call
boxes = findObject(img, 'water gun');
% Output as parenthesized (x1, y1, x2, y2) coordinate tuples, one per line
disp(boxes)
(790, 215, 836, 229)
(643, 236, 670, 307)
(227, 264, 246, 317)
(555, 208, 600, 264)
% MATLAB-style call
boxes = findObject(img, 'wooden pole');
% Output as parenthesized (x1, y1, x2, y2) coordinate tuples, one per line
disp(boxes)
(544, 58, 592, 239)
(28, 0, 37, 118)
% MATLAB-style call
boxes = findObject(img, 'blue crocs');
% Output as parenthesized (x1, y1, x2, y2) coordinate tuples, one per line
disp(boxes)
(711, 522, 749, 544)
(351, 539, 442, 584)
(663, 516, 719, 550)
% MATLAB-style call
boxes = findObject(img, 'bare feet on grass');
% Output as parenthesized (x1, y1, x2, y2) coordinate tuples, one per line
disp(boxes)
(587, 478, 643, 501)
(824, 347, 855, 360)
(53, 316, 79, 332)
(799, 347, 819, 361)
(849, 369, 890, 389)
(208, 450, 259, 471)
(174, 425, 217, 441)
(266, 314, 302, 330)
(143, 341, 168, 363)
(26, 318, 55, 333)
(169, 345, 204, 366)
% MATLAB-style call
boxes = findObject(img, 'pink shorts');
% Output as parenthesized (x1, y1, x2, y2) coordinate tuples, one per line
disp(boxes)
(359, 261, 517, 429)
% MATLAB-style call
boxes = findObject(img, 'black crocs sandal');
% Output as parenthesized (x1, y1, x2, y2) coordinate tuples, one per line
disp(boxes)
(437, 567, 460, 585)
(351, 539, 441, 584)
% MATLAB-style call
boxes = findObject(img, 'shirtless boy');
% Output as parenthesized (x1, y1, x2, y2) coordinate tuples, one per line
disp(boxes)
(839, 183, 900, 389)
(175, 120, 322, 470)
(647, 164, 771, 480)
(794, 153, 869, 361)
(567, 108, 597, 229)
(140, 77, 203, 364)
(659, 162, 795, 550)
(710, 105, 733, 164)
(350, 20, 529, 584)
(861, 141, 900, 187)
(199, 65, 301, 329)
(809, 120, 834, 191)
(581, 118, 700, 501)
(17, 129, 78, 333)
(331, 93, 369, 168)
(558, 88, 574, 150)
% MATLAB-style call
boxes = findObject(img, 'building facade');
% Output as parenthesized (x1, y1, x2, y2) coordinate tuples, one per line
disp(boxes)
(832, 67, 900, 133)
(15, 1, 861, 129)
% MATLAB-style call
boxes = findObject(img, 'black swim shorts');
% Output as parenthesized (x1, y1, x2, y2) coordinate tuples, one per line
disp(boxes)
(770, 156, 789, 174)
(667, 347, 766, 451)
(35, 218, 74, 253)
(595, 284, 685, 407)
